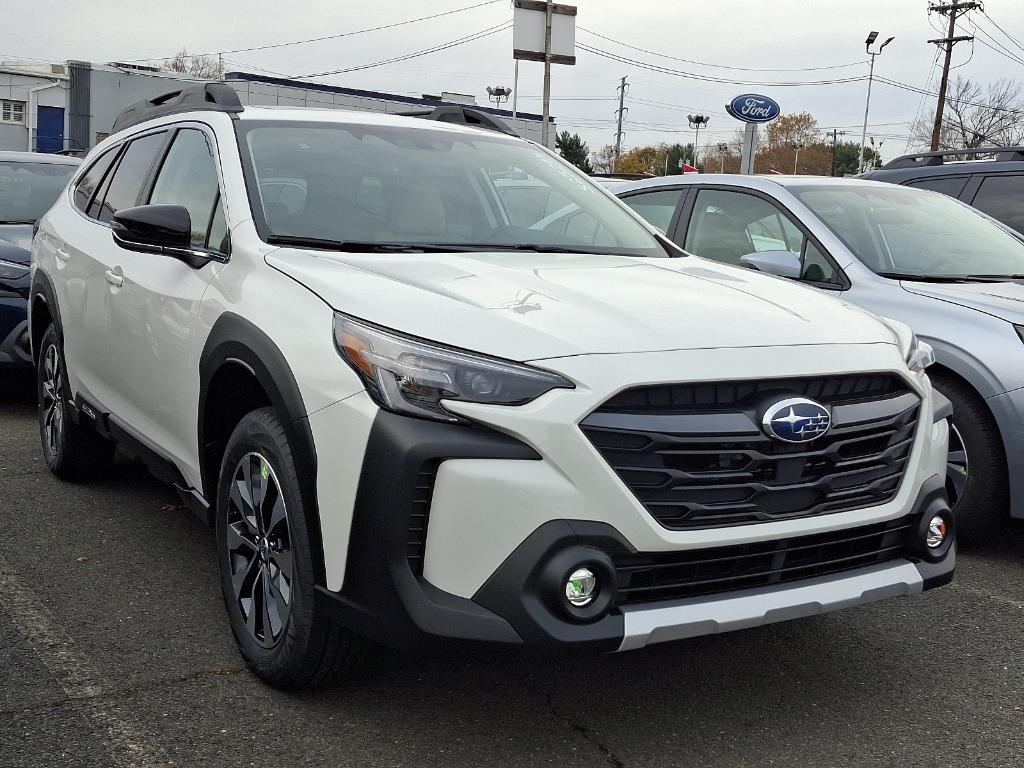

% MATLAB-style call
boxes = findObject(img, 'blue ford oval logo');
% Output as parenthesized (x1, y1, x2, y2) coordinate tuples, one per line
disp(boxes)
(762, 398, 831, 443)
(726, 93, 781, 123)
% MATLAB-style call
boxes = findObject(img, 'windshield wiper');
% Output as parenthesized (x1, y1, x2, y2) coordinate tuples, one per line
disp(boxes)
(0, 219, 35, 225)
(962, 274, 1024, 282)
(876, 271, 974, 283)
(461, 243, 617, 255)
(265, 235, 466, 253)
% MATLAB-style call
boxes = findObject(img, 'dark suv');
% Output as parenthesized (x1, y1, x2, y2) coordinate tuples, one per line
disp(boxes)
(863, 147, 1024, 234)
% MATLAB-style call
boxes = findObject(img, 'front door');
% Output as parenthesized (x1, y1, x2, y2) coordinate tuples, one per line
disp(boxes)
(35, 106, 65, 153)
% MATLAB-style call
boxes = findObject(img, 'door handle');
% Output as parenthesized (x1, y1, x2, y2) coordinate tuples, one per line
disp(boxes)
(55, 248, 70, 263)
(104, 268, 124, 288)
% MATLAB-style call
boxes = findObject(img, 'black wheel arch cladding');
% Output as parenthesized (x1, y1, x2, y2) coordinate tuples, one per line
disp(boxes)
(29, 270, 64, 364)
(199, 312, 325, 585)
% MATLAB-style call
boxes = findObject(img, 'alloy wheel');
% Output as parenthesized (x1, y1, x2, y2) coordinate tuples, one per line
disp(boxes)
(40, 343, 64, 458)
(945, 423, 969, 510)
(225, 452, 293, 648)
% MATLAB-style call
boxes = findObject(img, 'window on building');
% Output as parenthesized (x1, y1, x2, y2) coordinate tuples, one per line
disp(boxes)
(1, 100, 26, 124)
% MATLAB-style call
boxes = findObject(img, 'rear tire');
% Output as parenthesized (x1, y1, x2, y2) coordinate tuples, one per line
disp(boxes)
(931, 372, 1008, 545)
(36, 324, 114, 481)
(215, 406, 367, 689)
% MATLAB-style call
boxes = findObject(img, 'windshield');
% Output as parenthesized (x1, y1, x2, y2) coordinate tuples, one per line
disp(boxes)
(0, 161, 77, 223)
(790, 184, 1024, 279)
(236, 121, 665, 257)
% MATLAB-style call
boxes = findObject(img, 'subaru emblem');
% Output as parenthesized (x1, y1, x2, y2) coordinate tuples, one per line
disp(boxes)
(762, 398, 832, 443)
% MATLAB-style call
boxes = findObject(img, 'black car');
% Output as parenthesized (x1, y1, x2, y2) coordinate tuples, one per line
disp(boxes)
(0, 151, 80, 369)
(863, 147, 1024, 234)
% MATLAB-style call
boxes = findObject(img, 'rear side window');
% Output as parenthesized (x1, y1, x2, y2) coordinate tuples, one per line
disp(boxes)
(621, 189, 685, 234)
(971, 174, 1024, 234)
(148, 129, 224, 250)
(94, 131, 166, 223)
(905, 176, 968, 198)
(73, 147, 119, 214)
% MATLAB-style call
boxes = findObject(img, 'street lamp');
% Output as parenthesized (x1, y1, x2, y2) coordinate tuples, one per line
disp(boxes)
(791, 141, 805, 174)
(486, 85, 512, 108)
(717, 142, 729, 173)
(868, 136, 886, 170)
(859, 31, 894, 174)
(687, 114, 709, 169)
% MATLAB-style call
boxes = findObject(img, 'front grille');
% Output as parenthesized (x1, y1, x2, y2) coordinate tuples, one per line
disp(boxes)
(582, 374, 919, 530)
(406, 462, 438, 577)
(614, 514, 915, 605)
(598, 373, 908, 413)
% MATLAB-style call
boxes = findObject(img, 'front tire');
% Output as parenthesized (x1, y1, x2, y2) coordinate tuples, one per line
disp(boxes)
(36, 323, 114, 480)
(931, 373, 1008, 545)
(215, 406, 367, 688)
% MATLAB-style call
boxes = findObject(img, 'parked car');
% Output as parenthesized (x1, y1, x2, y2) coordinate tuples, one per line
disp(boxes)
(30, 84, 954, 689)
(863, 147, 1024, 235)
(0, 152, 80, 370)
(610, 173, 1024, 541)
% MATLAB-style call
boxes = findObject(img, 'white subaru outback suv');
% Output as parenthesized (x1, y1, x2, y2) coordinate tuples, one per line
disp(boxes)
(30, 84, 955, 688)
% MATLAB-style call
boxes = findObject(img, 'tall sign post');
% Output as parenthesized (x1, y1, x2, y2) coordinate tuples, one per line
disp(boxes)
(725, 94, 781, 174)
(512, 1, 576, 148)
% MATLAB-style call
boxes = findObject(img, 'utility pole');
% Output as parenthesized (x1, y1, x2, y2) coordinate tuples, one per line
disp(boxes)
(827, 128, 846, 176)
(613, 76, 628, 170)
(928, 1, 979, 151)
(540, 0, 553, 147)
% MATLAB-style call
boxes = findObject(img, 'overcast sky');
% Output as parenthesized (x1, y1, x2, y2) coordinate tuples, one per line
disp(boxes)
(2, 0, 1022, 158)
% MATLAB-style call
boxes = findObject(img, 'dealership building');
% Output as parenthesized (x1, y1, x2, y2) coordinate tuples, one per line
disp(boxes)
(0, 60, 552, 154)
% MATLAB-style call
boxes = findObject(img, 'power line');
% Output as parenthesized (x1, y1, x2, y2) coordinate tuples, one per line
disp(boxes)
(576, 42, 869, 87)
(979, 8, 1024, 55)
(122, 0, 505, 62)
(970, 26, 1024, 67)
(576, 26, 867, 73)
(289, 22, 511, 80)
(878, 75, 1024, 114)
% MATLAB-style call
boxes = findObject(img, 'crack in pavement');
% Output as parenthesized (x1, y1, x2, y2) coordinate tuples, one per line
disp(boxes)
(473, 656, 626, 768)
(0, 666, 246, 717)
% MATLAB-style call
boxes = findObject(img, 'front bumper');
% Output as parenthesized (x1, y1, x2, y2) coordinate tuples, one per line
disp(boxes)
(315, 407, 954, 654)
(0, 289, 30, 367)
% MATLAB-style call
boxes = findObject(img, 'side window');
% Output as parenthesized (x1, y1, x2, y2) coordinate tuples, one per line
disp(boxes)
(73, 147, 119, 214)
(148, 129, 224, 250)
(621, 188, 685, 234)
(905, 175, 968, 198)
(684, 189, 837, 284)
(970, 174, 1024, 234)
(94, 131, 167, 223)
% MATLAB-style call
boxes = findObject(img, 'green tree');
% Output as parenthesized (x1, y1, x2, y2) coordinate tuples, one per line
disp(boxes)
(833, 141, 880, 176)
(556, 131, 594, 173)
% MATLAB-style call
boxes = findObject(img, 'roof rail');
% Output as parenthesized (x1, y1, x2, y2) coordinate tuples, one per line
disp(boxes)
(395, 105, 519, 137)
(882, 146, 1024, 169)
(112, 82, 243, 133)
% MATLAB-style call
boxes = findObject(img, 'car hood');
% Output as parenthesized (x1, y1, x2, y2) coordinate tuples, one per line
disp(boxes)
(267, 250, 896, 361)
(901, 280, 1024, 324)
(0, 224, 33, 260)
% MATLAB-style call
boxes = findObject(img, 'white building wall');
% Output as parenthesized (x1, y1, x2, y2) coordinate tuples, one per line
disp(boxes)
(0, 67, 69, 152)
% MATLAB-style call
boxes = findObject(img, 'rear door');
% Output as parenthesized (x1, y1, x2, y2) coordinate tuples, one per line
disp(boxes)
(965, 173, 1024, 235)
(67, 129, 168, 415)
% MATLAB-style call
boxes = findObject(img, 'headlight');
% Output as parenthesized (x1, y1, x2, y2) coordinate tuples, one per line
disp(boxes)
(906, 334, 935, 374)
(0, 258, 29, 280)
(333, 314, 574, 422)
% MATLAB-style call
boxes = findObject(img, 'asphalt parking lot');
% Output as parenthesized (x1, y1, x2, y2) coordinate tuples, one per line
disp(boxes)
(1, 380, 1023, 768)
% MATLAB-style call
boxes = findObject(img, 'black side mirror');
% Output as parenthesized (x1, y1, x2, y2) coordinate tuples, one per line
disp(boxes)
(111, 205, 226, 267)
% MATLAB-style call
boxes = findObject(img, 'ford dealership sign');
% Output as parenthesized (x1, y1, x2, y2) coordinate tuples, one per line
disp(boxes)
(726, 94, 781, 123)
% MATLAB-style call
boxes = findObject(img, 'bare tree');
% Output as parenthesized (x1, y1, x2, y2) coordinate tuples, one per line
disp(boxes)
(910, 76, 1024, 150)
(590, 144, 617, 174)
(163, 49, 222, 80)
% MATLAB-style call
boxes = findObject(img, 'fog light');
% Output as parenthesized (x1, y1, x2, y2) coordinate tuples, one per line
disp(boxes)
(565, 567, 597, 607)
(926, 515, 948, 549)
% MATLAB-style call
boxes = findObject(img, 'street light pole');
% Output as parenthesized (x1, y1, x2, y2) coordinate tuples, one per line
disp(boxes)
(792, 142, 804, 174)
(687, 114, 709, 170)
(859, 31, 893, 174)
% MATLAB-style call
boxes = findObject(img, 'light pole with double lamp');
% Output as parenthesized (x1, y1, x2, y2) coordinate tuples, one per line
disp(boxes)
(859, 31, 893, 173)
(687, 114, 710, 170)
